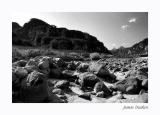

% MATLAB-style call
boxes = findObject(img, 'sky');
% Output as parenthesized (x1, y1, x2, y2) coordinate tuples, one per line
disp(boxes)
(12, 12, 148, 50)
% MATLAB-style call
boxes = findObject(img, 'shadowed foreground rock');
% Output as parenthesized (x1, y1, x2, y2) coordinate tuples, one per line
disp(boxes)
(20, 71, 49, 102)
(115, 78, 142, 94)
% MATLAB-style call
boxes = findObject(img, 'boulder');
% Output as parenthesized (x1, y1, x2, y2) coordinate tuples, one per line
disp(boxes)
(13, 60, 27, 67)
(20, 71, 48, 102)
(78, 93, 91, 100)
(77, 63, 89, 72)
(88, 62, 117, 83)
(54, 80, 70, 89)
(52, 88, 64, 95)
(15, 67, 28, 78)
(90, 53, 101, 60)
(25, 59, 38, 67)
(53, 58, 66, 68)
(78, 72, 100, 89)
(62, 70, 78, 81)
(67, 61, 77, 70)
(94, 81, 112, 97)
(115, 78, 142, 94)
(24, 65, 38, 73)
(38, 59, 49, 70)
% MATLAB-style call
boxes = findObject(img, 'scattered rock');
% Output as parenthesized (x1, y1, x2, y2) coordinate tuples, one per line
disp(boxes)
(52, 88, 64, 95)
(78, 93, 91, 100)
(88, 62, 117, 83)
(25, 59, 38, 67)
(78, 72, 100, 89)
(90, 53, 101, 60)
(15, 67, 28, 78)
(24, 65, 38, 73)
(13, 60, 27, 67)
(53, 58, 66, 68)
(62, 70, 78, 81)
(77, 63, 89, 72)
(54, 80, 70, 89)
(38, 59, 49, 70)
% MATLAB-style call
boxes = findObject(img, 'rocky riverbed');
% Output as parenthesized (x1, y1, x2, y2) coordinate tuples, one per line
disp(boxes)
(12, 56, 148, 103)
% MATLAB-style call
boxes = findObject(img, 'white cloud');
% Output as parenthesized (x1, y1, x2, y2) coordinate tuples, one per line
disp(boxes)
(128, 18, 137, 23)
(121, 25, 130, 30)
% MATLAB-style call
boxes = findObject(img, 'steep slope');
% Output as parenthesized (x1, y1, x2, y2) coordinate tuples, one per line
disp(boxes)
(12, 18, 111, 53)
(111, 38, 148, 57)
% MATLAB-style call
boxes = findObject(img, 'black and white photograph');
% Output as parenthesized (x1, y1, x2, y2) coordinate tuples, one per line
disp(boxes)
(12, 12, 148, 103)
(2, 0, 160, 114)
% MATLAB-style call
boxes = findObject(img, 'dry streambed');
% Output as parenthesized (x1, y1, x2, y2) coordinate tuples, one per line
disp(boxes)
(12, 56, 148, 103)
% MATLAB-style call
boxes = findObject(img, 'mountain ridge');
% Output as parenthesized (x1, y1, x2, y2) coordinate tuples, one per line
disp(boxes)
(110, 38, 148, 57)
(12, 18, 111, 54)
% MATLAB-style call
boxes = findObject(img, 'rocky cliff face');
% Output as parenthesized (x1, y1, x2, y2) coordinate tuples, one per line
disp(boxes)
(12, 18, 111, 53)
(111, 38, 148, 57)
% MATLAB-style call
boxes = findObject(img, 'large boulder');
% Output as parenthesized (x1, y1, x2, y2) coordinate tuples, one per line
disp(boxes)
(37, 57, 51, 75)
(88, 62, 117, 83)
(20, 71, 49, 102)
(94, 81, 112, 97)
(115, 78, 142, 94)
(78, 72, 100, 89)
